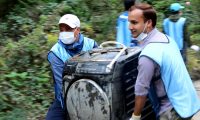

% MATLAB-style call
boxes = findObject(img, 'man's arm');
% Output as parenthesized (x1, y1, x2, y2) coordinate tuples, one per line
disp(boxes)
(48, 52, 64, 84)
(131, 56, 156, 119)
(134, 96, 147, 116)
(183, 19, 191, 47)
(47, 51, 65, 107)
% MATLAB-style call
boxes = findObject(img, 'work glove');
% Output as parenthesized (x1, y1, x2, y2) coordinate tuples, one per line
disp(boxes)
(129, 114, 141, 120)
(190, 45, 200, 51)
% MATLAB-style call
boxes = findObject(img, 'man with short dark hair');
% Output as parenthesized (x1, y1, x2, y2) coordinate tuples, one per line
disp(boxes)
(163, 3, 190, 63)
(128, 3, 200, 120)
(46, 14, 97, 120)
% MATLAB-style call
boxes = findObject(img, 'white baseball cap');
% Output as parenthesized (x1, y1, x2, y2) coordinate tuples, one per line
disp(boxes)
(59, 14, 80, 28)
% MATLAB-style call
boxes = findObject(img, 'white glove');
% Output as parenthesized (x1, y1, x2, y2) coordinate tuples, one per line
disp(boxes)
(190, 45, 200, 51)
(129, 114, 141, 120)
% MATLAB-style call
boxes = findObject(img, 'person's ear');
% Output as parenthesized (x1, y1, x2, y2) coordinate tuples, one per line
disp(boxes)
(146, 20, 153, 32)
(147, 20, 152, 29)
(74, 28, 80, 40)
(147, 20, 152, 26)
(77, 28, 80, 33)
(74, 28, 80, 35)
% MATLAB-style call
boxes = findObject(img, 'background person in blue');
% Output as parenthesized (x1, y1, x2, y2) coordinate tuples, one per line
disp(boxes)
(128, 3, 200, 120)
(116, 0, 137, 47)
(163, 3, 190, 63)
(46, 14, 98, 120)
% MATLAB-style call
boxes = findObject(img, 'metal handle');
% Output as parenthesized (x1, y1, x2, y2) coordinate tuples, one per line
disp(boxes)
(99, 41, 126, 49)
(99, 41, 127, 72)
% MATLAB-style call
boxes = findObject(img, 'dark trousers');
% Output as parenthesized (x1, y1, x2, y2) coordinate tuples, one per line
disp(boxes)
(160, 108, 192, 120)
(45, 100, 67, 120)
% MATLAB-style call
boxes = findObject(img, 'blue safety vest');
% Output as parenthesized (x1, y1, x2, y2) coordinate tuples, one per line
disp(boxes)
(140, 34, 200, 118)
(116, 11, 137, 47)
(163, 17, 186, 50)
(49, 35, 95, 107)
(51, 36, 95, 63)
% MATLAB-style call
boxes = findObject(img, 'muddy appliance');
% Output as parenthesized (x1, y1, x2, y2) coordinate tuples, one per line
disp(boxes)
(63, 42, 156, 120)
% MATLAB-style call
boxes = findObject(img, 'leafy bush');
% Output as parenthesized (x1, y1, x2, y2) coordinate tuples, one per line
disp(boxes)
(0, 0, 200, 119)
(0, 26, 53, 119)
(190, 34, 200, 46)
(187, 49, 200, 80)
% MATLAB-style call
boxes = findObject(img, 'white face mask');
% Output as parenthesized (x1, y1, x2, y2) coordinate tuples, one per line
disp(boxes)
(134, 22, 148, 42)
(59, 31, 76, 44)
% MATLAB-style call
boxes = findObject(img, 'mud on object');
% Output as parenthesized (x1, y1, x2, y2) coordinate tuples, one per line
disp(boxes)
(63, 47, 156, 120)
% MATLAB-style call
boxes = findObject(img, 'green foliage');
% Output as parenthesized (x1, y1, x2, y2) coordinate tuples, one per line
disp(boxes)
(0, 0, 200, 119)
(39, 2, 59, 15)
(189, 24, 200, 35)
(0, 25, 53, 119)
(190, 34, 200, 46)
(187, 49, 200, 80)
(0, 108, 27, 120)
(0, 4, 38, 41)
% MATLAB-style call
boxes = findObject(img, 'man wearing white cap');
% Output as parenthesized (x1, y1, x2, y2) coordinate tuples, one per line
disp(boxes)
(46, 14, 98, 120)
(163, 3, 190, 63)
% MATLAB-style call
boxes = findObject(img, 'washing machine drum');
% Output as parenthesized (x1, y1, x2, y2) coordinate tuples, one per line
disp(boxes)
(66, 79, 110, 120)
